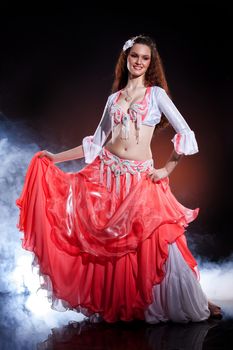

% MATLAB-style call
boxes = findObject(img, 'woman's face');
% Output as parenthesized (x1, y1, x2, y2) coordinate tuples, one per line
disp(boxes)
(127, 43, 151, 78)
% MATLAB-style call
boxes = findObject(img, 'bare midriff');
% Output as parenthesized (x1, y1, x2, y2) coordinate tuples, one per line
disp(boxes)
(105, 120, 155, 161)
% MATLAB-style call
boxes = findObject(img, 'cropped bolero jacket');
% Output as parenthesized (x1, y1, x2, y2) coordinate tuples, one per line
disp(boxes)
(82, 85, 199, 164)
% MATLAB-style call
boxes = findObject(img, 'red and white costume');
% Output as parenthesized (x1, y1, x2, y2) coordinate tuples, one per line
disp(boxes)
(16, 85, 210, 323)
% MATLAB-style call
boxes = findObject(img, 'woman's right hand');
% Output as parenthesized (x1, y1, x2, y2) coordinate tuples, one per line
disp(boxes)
(38, 150, 57, 162)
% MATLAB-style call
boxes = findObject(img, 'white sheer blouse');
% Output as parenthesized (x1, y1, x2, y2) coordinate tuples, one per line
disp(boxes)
(82, 86, 199, 164)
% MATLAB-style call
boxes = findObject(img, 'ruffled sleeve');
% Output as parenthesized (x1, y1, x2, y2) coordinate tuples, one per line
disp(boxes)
(171, 130, 198, 155)
(82, 96, 112, 163)
(156, 87, 199, 155)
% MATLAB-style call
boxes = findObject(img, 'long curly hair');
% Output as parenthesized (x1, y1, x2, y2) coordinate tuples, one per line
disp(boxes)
(111, 34, 170, 132)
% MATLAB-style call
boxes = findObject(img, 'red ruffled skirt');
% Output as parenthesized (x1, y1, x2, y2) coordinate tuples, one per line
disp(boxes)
(15, 146, 209, 323)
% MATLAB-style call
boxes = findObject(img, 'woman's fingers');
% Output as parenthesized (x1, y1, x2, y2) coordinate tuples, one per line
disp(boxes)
(38, 150, 46, 158)
(147, 168, 167, 182)
(38, 150, 50, 158)
(151, 175, 159, 182)
(38, 150, 54, 161)
(147, 170, 158, 182)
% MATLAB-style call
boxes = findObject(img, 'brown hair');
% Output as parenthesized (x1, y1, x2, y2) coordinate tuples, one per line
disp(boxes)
(111, 34, 170, 132)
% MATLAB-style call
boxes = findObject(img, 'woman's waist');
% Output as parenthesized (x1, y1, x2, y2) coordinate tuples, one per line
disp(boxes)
(96, 145, 154, 196)
(99, 145, 154, 176)
(104, 142, 153, 162)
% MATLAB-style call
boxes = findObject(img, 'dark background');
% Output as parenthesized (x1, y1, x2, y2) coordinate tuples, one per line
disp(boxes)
(0, 5, 232, 260)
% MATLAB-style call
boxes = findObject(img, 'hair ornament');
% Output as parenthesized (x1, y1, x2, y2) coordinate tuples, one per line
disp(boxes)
(123, 36, 138, 52)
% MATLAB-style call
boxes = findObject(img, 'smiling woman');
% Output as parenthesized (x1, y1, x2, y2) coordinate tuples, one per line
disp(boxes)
(126, 45, 151, 91)
(16, 34, 222, 324)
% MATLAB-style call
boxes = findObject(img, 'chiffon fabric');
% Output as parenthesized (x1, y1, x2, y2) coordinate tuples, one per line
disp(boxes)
(15, 145, 210, 323)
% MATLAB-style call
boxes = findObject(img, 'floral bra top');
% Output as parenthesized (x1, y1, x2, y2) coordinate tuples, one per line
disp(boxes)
(110, 86, 152, 143)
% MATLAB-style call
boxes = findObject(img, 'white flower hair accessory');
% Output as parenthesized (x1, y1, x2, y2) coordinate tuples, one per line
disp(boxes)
(123, 36, 138, 52)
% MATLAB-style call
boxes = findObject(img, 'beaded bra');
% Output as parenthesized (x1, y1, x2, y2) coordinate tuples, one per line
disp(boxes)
(110, 86, 152, 144)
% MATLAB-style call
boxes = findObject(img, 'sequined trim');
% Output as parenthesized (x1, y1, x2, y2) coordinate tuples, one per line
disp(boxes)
(98, 147, 154, 197)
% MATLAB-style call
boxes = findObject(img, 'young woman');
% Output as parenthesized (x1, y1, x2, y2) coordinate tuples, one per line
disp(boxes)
(16, 35, 222, 323)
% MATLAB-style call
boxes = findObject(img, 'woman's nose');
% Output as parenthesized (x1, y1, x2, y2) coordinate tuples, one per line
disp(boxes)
(136, 57, 142, 64)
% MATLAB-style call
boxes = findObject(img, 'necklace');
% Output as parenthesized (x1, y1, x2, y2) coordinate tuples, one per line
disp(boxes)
(123, 86, 146, 102)
(124, 87, 132, 102)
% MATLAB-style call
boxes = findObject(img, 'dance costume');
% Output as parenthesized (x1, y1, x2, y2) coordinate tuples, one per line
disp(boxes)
(16, 85, 210, 323)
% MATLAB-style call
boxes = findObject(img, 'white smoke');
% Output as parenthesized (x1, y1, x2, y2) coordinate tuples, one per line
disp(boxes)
(0, 116, 85, 349)
(196, 254, 233, 319)
(0, 114, 232, 349)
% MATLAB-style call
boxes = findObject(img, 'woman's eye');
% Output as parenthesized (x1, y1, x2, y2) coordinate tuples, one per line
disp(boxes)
(131, 54, 150, 60)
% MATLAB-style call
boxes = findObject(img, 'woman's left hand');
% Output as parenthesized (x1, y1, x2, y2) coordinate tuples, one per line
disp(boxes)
(147, 167, 169, 182)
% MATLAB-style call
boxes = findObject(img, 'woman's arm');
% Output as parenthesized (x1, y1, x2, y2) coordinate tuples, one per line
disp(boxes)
(164, 149, 184, 176)
(147, 149, 184, 182)
(38, 145, 84, 163)
(148, 88, 197, 182)
(157, 87, 199, 156)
